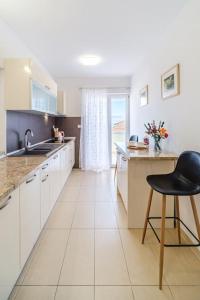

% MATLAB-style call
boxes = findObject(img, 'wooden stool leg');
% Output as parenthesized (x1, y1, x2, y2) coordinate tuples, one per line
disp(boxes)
(159, 194, 166, 290)
(142, 188, 153, 244)
(175, 196, 181, 244)
(190, 196, 200, 240)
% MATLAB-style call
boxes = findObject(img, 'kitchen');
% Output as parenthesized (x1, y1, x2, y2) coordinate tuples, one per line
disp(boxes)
(0, 1, 200, 300)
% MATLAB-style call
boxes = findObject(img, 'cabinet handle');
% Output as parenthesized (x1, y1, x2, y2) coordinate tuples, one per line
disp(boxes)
(45, 85, 50, 90)
(0, 195, 11, 210)
(42, 163, 48, 170)
(41, 174, 48, 182)
(53, 154, 58, 160)
(121, 156, 128, 161)
(26, 174, 36, 184)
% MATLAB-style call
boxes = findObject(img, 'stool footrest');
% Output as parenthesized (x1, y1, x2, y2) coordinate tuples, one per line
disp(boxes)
(147, 216, 200, 247)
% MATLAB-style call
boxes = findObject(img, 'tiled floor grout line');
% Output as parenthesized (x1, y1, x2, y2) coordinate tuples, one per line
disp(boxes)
(113, 190, 136, 300)
(53, 186, 80, 300)
(16, 225, 51, 287)
(56, 174, 119, 300)
(100, 175, 136, 299)
(168, 285, 176, 300)
(15, 283, 193, 287)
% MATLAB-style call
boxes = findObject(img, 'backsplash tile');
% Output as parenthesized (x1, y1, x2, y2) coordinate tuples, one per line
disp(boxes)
(6, 111, 55, 153)
(55, 117, 81, 168)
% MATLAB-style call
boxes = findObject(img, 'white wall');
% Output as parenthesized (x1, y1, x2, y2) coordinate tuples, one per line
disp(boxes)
(56, 77, 131, 117)
(131, 0, 200, 240)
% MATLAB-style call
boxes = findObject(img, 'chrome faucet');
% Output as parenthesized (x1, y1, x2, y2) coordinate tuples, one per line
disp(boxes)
(24, 129, 34, 151)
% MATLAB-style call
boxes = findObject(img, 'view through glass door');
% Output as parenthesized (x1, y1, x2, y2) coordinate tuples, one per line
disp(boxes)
(109, 94, 129, 166)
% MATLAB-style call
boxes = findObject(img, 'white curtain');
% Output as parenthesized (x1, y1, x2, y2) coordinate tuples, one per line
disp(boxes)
(80, 89, 110, 172)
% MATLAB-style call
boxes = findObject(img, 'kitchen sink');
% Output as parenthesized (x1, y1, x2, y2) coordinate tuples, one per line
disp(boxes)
(10, 148, 52, 157)
(9, 142, 63, 157)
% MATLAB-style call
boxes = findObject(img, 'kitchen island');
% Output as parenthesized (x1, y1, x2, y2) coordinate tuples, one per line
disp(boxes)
(115, 143, 178, 228)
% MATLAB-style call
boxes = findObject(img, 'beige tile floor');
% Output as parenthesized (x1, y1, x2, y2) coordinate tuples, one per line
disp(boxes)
(9, 169, 200, 300)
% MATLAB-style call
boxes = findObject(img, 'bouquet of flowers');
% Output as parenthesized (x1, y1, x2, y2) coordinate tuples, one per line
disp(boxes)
(144, 121, 168, 151)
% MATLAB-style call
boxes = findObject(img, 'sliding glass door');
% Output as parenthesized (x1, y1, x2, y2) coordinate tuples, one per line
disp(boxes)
(108, 94, 130, 166)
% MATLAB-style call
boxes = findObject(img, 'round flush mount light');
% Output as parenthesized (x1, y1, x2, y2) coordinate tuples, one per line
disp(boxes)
(79, 55, 102, 66)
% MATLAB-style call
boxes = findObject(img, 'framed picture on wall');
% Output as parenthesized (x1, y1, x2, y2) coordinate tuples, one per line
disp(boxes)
(161, 64, 180, 99)
(140, 85, 148, 106)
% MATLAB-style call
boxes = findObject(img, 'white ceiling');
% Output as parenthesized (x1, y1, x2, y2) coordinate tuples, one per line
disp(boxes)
(0, 0, 188, 78)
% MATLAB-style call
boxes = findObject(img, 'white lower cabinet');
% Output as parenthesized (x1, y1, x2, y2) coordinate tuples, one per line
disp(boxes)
(0, 141, 75, 299)
(0, 188, 20, 300)
(50, 152, 61, 206)
(40, 162, 51, 228)
(20, 171, 41, 268)
(60, 146, 67, 186)
(69, 140, 75, 168)
(117, 151, 128, 210)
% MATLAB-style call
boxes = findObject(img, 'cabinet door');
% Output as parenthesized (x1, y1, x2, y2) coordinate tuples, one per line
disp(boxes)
(40, 162, 51, 228)
(117, 152, 123, 194)
(57, 91, 66, 115)
(48, 94, 57, 114)
(4, 58, 31, 110)
(50, 153, 61, 206)
(31, 61, 57, 97)
(70, 141, 75, 168)
(31, 81, 49, 113)
(121, 155, 128, 210)
(60, 147, 67, 187)
(117, 152, 128, 210)
(20, 171, 41, 268)
(0, 188, 20, 300)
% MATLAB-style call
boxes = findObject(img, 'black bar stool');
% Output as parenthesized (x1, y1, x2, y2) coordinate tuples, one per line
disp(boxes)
(142, 151, 200, 289)
(129, 135, 139, 142)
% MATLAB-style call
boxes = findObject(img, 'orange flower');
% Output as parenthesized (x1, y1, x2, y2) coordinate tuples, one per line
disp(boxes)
(159, 127, 168, 137)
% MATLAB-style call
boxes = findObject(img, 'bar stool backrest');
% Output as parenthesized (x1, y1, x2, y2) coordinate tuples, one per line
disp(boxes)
(175, 151, 200, 185)
(129, 135, 139, 142)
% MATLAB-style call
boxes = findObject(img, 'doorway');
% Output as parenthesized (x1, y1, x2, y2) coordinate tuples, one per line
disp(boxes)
(108, 94, 130, 166)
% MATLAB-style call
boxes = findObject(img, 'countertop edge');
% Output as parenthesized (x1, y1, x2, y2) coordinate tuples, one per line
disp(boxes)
(0, 138, 75, 203)
(115, 143, 178, 161)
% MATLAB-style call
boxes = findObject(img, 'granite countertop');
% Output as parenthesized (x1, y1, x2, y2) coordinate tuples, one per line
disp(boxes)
(0, 156, 47, 201)
(0, 137, 76, 202)
(115, 142, 178, 160)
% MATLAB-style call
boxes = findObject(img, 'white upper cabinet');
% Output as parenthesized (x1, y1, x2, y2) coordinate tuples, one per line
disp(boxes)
(57, 90, 67, 115)
(31, 60, 57, 96)
(4, 58, 57, 114)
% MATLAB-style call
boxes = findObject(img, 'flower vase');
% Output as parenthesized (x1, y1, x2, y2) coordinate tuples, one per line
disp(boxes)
(153, 136, 161, 152)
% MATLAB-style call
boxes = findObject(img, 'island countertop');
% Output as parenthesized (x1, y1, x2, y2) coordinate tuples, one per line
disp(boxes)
(115, 142, 178, 160)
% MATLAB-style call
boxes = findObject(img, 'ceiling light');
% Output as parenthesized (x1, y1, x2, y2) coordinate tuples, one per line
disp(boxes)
(79, 55, 102, 66)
